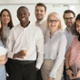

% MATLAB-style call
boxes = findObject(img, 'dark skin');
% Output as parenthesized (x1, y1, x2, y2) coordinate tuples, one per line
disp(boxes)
(13, 7, 30, 58)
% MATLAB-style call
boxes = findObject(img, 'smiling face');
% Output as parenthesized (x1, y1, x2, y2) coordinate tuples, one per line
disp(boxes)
(76, 20, 80, 34)
(1, 11, 10, 26)
(17, 7, 30, 25)
(47, 15, 60, 33)
(64, 13, 75, 28)
(35, 6, 46, 21)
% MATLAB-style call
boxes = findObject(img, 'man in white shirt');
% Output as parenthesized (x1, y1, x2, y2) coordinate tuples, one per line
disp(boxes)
(63, 10, 75, 80)
(35, 3, 47, 80)
(35, 3, 47, 37)
(6, 6, 44, 80)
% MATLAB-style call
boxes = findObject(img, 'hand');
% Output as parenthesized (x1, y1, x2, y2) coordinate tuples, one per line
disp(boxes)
(74, 70, 80, 79)
(13, 50, 26, 58)
(66, 69, 75, 80)
(0, 55, 7, 64)
(48, 77, 54, 80)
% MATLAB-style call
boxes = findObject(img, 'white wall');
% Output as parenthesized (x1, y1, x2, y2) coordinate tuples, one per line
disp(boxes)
(0, 0, 80, 4)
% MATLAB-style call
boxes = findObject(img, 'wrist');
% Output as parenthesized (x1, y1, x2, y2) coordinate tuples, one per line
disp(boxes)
(66, 67, 70, 71)
(13, 54, 17, 58)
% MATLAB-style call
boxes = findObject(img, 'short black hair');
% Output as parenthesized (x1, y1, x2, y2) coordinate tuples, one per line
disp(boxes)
(72, 14, 80, 36)
(63, 10, 75, 18)
(35, 3, 47, 11)
(17, 6, 28, 14)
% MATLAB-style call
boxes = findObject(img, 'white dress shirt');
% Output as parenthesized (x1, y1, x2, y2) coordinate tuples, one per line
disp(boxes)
(35, 19, 47, 37)
(6, 22, 44, 69)
(44, 30, 67, 78)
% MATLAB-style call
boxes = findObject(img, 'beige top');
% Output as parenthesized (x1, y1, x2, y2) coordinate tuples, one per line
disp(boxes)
(2, 26, 10, 46)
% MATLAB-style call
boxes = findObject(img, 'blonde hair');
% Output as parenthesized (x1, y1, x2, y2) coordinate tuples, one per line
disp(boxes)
(47, 12, 62, 30)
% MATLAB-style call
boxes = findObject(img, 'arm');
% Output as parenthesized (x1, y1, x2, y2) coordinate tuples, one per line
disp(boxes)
(65, 47, 75, 79)
(0, 55, 7, 64)
(65, 47, 71, 70)
(49, 34, 67, 79)
(36, 30, 44, 69)
(6, 29, 15, 58)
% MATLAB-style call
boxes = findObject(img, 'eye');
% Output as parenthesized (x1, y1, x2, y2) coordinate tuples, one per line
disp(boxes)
(64, 17, 74, 21)
(48, 19, 58, 23)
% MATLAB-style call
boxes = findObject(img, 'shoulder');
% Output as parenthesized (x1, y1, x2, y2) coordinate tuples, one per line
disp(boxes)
(58, 30, 66, 37)
(58, 30, 67, 41)
(70, 36, 77, 47)
(30, 23, 43, 33)
(10, 24, 22, 32)
(71, 36, 77, 43)
(11, 24, 20, 30)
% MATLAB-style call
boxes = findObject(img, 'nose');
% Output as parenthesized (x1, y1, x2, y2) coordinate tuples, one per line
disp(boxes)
(21, 14, 25, 17)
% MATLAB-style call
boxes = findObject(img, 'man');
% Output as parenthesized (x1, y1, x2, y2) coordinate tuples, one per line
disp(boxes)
(63, 10, 75, 50)
(35, 3, 47, 80)
(63, 10, 75, 80)
(6, 6, 44, 80)
(35, 3, 47, 36)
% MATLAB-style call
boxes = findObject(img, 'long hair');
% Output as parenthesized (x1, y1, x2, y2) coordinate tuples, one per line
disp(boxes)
(0, 9, 14, 44)
(0, 9, 14, 29)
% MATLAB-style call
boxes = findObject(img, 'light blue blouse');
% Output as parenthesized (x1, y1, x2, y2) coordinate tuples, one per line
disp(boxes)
(44, 30, 67, 78)
(0, 38, 6, 80)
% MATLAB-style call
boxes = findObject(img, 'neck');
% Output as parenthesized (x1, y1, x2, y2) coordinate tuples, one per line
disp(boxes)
(50, 31, 55, 38)
(66, 27, 71, 32)
(21, 21, 30, 28)
(50, 29, 58, 38)
(37, 19, 42, 23)
(3, 24, 8, 27)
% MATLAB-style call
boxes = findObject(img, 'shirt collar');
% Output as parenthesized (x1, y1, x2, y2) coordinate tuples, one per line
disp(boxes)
(36, 19, 46, 26)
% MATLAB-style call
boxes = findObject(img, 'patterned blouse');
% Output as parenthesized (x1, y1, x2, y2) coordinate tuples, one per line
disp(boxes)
(70, 36, 80, 69)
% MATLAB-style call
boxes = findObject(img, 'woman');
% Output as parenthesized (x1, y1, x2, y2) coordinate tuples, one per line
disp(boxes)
(0, 16, 7, 80)
(0, 9, 14, 46)
(41, 12, 67, 80)
(65, 14, 80, 80)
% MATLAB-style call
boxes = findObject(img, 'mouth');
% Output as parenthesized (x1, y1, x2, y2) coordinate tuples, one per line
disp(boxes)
(21, 17, 26, 21)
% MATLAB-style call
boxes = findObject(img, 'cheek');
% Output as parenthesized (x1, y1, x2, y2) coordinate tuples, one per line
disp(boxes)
(76, 27, 80, 32)
(0, 24, 1, 28)
(55, 23, 59, 28)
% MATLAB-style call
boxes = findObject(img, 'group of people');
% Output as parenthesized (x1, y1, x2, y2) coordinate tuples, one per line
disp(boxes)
(0, 2, 80, 80)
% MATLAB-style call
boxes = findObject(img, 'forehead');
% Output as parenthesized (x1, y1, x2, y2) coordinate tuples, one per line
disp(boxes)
(35, 6, 45, 11)
(17, 8, 28, 13)
(64, 13, 74, 17)
(2, 11, 9, 15)
(48, 15, 57, 20)
(76, 20, 80, 25)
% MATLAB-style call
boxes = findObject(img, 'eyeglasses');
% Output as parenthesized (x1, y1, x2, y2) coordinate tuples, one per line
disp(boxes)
(48, 19, 58, 23)
(64, 17, 74, 21)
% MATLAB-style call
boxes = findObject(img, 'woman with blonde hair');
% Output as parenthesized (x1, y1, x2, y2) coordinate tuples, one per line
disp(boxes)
(41, 12, 67, 80)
